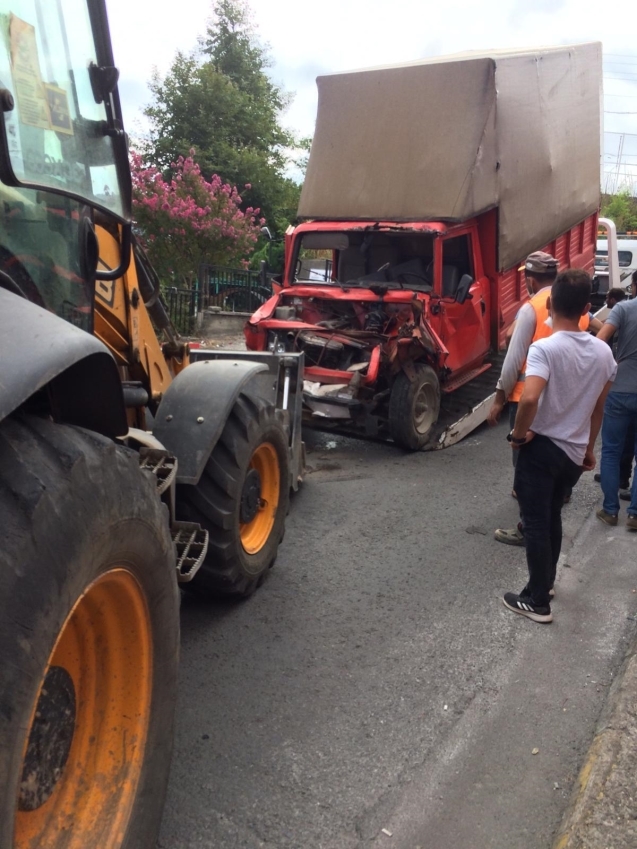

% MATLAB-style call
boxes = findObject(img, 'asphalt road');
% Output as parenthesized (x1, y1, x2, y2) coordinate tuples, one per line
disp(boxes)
(158, 421, 637, 849)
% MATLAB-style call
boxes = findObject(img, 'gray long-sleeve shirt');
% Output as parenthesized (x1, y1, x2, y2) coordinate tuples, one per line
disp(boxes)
(495, 286, 552, 398)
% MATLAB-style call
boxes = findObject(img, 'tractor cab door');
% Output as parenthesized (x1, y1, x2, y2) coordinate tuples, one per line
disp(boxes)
(0, 1, 131, 318)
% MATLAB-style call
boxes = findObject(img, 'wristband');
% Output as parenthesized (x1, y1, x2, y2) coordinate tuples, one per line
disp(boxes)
(507, 431, 526, 445)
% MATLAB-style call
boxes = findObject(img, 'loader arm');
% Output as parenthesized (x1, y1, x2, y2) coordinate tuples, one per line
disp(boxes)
(93, 223, 189, 420)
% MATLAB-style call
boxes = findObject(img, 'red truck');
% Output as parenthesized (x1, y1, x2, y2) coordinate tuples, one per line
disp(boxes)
(246, 44, 602, 449)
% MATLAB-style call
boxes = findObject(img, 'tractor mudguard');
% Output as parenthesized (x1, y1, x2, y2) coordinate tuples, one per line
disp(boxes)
(153, 359, 274, 485)
(0, 290, 127, 438)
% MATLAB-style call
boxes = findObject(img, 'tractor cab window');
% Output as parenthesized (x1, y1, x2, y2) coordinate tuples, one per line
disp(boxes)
(0, 2, 125, 217)
(0, 184, 92, 331)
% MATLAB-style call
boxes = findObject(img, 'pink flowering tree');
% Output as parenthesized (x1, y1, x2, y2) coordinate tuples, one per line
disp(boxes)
(130, 149, 263, 287)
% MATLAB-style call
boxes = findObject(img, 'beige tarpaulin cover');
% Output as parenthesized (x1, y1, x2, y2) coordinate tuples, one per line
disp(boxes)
(298, 44, 601, 271)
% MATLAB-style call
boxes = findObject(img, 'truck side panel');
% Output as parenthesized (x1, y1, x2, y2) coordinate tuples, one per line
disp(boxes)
(482, 210, 599, 352)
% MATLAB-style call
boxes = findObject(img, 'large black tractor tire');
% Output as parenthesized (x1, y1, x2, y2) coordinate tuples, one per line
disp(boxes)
(388, 363, 441, 450)
(177, 394, 290, 597)
(0, 415, 179, 849)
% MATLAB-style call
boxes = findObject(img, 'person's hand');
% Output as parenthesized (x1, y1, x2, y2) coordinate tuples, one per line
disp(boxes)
(582, 449, 596, 471)
(487, 400, 504, 427)
(511, 430, 536, 449)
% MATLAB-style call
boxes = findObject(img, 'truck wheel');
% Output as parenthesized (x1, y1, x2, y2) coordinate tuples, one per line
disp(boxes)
(0, 415, 179, 849)
(389, 363, 441, 450)
(177, 394, 289, 597)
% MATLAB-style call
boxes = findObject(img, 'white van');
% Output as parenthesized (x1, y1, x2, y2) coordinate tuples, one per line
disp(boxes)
(593, 237, 637, 305)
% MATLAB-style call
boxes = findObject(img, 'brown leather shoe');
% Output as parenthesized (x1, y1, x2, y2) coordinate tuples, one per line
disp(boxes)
(596, 508, 618, 527)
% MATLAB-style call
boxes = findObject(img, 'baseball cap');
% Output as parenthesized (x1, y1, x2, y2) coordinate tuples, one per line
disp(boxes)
(518, 251, 558, 275)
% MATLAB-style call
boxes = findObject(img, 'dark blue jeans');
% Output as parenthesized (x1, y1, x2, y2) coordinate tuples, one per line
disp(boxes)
(619, 424, 635, 488)
(514, 436, 582, 606)
(601, 392, 637, 517)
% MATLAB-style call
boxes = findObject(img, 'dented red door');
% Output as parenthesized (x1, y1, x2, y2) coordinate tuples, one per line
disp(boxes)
(426, 230, 490, 374)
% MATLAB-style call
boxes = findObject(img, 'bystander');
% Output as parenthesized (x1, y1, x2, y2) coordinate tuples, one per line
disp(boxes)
(593, 285, 633, 497)
(488, 252, 589, 545)
(502, 270, 616, 623)
(595, 271, 637, 529)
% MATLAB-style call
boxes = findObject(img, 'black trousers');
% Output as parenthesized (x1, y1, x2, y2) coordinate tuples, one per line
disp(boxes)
(509, 402, 519, 467)
(514, 435, 583, 606)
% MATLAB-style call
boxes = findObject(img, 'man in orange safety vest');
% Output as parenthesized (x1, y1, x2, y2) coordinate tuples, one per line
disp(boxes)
(487, 251, 592, 545)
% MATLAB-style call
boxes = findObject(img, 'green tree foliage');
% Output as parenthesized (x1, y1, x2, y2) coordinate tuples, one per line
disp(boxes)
(143, 0, 301, 250)
(601, 191, 637, 234)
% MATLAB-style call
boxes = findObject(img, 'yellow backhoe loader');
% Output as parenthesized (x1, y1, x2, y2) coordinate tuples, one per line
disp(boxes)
(0, 2, 303, 846)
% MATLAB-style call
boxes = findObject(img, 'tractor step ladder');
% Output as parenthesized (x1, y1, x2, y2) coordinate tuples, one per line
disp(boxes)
(138, 447, 209, 581)
(171, 522, 209, 583)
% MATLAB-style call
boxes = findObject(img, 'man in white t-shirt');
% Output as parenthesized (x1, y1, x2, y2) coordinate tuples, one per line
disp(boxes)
(503, 269, 617, 624)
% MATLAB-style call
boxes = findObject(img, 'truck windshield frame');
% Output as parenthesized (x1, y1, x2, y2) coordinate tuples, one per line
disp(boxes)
(290, 229, 436, 292)
(0, 0, 131, 222)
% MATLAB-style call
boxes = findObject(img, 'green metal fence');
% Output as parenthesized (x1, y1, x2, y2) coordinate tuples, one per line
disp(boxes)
(198, 263, 274, 313)
(161, 263, 275, 336)
(161, 287, 202, 337)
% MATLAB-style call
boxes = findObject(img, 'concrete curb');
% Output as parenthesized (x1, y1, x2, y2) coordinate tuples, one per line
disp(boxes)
(552, 629, 637, 849)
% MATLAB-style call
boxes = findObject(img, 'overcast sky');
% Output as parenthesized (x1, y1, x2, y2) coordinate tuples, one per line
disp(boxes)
(105, 0, 637, 192)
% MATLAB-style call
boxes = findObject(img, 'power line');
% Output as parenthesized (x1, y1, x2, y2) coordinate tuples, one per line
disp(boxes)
(602, 171, 637, 182)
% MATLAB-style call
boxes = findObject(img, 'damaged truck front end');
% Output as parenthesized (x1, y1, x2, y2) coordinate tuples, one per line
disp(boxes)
(245, 223, 481, 449)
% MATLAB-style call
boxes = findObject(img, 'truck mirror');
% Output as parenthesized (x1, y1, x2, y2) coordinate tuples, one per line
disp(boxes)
(455, 274, 474, 304)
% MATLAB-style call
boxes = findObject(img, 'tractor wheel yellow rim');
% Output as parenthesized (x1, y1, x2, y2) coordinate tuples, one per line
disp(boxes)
(240, 442, 280, 555)
(14, 568, 152, 849)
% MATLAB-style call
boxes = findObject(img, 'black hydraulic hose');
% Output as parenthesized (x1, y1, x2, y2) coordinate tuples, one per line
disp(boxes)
(132, 241, 177, 342)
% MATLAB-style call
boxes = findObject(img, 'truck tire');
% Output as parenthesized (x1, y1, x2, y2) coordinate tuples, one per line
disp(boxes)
(177, 394, 289, 597)
(388, 363, 441, 450)
(0, 415, 179, 849)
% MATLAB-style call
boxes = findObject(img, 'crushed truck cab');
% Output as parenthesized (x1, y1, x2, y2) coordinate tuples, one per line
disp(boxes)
(246, 44, 602, 450)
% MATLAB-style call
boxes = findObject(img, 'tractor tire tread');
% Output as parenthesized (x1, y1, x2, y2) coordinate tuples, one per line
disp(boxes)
(0, 414, 179, 849)
(177, 392, 290, 597)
